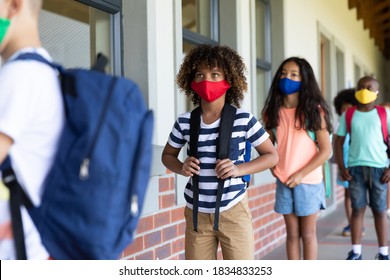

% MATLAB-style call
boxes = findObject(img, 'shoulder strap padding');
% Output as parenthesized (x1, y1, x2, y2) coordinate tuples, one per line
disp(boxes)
(189, 107, 201, 158)
(375, 105, 388, 143)
(217, 104, 237, 159)
(345, 106, 357, 134)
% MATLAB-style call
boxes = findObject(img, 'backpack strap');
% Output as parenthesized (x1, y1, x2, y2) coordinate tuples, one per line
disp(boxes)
(214, 104, 236, 231)
(189, 104, 236, 232)
(12, 52, 62, 72)
(189, 107, 201, 232)
(0, 156, 34, 260)
(345, 106, 357, 134)
(375, 105, 389, 144)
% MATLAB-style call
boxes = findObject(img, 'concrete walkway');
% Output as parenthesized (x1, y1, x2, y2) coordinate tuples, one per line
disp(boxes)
(262, 203, 390, 260)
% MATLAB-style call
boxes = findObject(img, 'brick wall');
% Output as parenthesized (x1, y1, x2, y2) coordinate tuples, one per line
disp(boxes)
(121, 175, 285, 260)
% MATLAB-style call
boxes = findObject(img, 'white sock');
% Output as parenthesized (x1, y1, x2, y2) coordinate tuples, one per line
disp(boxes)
(379, 246, 389, 256)
(352, 244, 362, 255)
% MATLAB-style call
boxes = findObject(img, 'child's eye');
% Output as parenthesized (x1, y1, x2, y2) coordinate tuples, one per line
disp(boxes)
(196, 73, 204, 78)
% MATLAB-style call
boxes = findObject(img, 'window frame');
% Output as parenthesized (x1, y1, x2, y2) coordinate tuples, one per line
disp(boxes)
(182, 0, 220, 46)
(256, 0, 271, 71)
(252, 0, 274, 187)
(76, 0, 123, 75)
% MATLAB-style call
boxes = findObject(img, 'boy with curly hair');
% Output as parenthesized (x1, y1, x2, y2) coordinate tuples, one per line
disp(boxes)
(162, 44, 278, 260)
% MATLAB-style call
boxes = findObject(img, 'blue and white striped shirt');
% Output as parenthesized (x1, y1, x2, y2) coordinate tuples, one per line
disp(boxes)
(168, 108, 269, 213)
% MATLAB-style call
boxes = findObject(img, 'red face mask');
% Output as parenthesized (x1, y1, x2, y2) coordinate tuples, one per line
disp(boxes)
(191, 80, 231, 102)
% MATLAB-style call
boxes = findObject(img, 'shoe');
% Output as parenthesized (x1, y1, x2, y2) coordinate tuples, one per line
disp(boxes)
(375, 253, 389, 260)
(342, 225, 365, 237)
(346, 250, 362, 260)
(387, 209, 390, 220)
(342, 225, 351, 236)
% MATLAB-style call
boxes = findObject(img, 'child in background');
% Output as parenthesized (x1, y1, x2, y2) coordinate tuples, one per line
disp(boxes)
(335, 76, 389, 260)
(162, 44, 278, 260)
(262, 57, 333, 260)
(333, 89, 359, 236)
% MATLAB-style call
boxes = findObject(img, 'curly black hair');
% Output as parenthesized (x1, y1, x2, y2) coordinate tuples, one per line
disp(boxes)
(176, 44, 247, 108)
(262, 57, 333, 134)
(333, 88, 357, 116)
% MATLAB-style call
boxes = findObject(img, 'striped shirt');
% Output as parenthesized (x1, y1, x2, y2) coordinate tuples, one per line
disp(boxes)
(168, 108, 269, 213)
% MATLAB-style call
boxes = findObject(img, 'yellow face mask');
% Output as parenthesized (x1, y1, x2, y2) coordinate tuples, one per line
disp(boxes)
(355, 89, 378, 104)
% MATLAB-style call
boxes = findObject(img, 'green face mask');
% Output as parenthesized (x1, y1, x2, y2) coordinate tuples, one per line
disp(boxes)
(0, 17, 11, 45)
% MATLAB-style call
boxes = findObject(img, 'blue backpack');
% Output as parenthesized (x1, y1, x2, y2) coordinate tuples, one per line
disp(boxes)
(1, 53, 154, 259)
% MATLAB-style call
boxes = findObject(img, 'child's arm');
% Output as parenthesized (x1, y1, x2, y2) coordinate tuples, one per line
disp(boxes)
(285, 114, 332, 188)
(0, 132, 13, 164)
(215, 138, 278, 180)
(266, 129, 276, 145)
(335, 135, 352, 181)
(161, 143, 200, 177)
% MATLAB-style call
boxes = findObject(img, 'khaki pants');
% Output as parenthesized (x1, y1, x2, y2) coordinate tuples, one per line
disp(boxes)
(184, 194, 254, 260)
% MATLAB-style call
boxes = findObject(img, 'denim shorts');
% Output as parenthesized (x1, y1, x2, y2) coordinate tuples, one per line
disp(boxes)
(348, 166, 388, 211)
(274, 179, 326, 217)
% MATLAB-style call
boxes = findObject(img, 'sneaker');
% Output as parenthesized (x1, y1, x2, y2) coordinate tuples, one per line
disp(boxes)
(346, 250, 362, 260)
(375, 253, 389, 260)
(342, 225, 351, 236)
(342, 225, 365, 237)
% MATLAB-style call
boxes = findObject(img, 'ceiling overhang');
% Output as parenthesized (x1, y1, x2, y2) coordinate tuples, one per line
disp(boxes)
(349, 0, 390, 60)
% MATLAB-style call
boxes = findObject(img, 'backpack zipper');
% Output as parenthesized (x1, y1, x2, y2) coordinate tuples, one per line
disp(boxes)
(79, 158, 90, 180)
(130, 195, 139, 216)
(79, 77, 117, 181)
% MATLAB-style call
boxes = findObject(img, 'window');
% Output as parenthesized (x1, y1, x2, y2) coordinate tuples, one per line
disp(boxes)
(182, 0, 219, 52)
(320, 34, 331, 100)
(255, 0, 271, 117)
(335, 47, 345, 92)
(40, 0, 122, 74)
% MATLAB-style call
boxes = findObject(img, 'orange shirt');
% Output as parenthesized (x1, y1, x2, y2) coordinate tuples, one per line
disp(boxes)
(273, 107, 323, 184)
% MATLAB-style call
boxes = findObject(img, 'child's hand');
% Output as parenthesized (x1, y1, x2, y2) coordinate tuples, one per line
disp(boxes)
(381, 167, 390, 183)
(215, 159, 239, 179)
(285, 172, 303, 188)
(182, 156, 200, 177)
(340, 168, 352, 181)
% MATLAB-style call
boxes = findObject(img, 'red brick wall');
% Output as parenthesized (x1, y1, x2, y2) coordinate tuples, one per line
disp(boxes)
(121, 175, 285, 260)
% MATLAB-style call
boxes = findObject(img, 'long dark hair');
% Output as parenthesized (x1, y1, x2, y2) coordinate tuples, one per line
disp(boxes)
(262, 57, 333, 133)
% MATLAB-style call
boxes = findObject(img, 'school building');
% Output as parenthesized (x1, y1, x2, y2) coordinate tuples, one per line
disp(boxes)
(38, 0, 389, 259)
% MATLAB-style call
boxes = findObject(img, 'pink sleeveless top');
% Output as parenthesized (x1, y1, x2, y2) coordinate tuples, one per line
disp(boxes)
(273, 107, 323, 184)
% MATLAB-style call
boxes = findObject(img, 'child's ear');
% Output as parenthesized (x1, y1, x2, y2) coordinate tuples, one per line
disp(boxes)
(7, 0, 23, 18)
